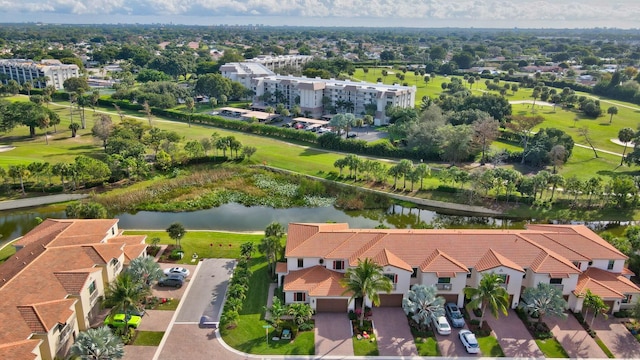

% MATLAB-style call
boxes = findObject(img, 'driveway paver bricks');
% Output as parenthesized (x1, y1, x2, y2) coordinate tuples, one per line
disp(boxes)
(314, 313, 354, 356)
(485, 309, 544, 358)
(122, 345, 157, 360)
(591, 316, 640, 359)
(371, 307, 417, 356)
(157, 324, 244, 360)
(137, 310, 175, 332)
(546, 313, 607, 358)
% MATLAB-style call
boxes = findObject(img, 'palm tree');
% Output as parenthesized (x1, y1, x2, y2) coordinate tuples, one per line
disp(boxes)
(464, 273, 510, 327)
(264, 296, 287, 328)
(258, 236, 283, 277)
(618, 127, 635, 166)
(104, 273, 150, 325)
(583, 289, 609, 327)
(166, 222, 186, 249)
(265, 222, 285, 240)
(340, 258, 393, 327)
(240, 242, 256, 259)
(520, 282, 567, 324)
(70, 326, 124, 360)
(185, 97, 195, 127)
(607, 106, 618, 124)
(69, 122, 80, 138)
(126, 256, 163, 286)
(402, 284, 445, 332)
(8, 164, 30, 195)
(414, 163, 430, 190)
(287, 303, 314, 327)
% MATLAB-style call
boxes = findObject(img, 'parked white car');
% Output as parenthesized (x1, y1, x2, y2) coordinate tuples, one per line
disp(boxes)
(458, 329, 480, 354)
(163, 267, 190, 278)
(433, 316, 452, 335)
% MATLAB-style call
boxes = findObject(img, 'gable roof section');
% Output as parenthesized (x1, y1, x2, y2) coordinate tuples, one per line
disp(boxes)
(12, 219, 71, 248)
(580, 267, 640, 296)
(286, 223, 350, 256)
(0, 339, 42, 360)
(46, 219, 118, 247)
(283, 265, 350, 297)
(529, 249, 580, 276)
(476, 249, 525, 272)
(54, 268, 101, 295)
(83, 243, 124, 263)
(370, 249, 413, 272)
(17, 299, 76, 333)
(420, 249, 469, 277)
(527, 224, 627, 261)
(122, 244, 148, 264)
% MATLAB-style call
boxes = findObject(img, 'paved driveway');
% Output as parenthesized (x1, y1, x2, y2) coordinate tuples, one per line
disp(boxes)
(371, 308, 417, 356)
(591, 316, 640, 358)
(174, 259, 235, 324)
(153, 263, 198, 300)
(137, 310, 175, 332)
(485, 309, 543, 358)
(314, 313, 354, 356)
(546, 313, 607, 358)
(436, 327, 470, 357)
(157, 324, 245, 360)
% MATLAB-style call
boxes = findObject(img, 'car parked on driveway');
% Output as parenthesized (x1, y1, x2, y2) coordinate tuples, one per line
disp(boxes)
(346, 133, 357, 138)
(459, 329, 480, 354)
(445, 302, 465, 328)
(104, 313, 142, 329)
(158, 274, 184, 288)
(164, 267, 190, 278)
(433, 316, 452, 335)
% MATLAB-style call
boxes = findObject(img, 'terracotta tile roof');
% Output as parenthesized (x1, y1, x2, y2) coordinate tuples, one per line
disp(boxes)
(284, 265, 350, 297)
(526, 224, 627, 260)
(109, 235, 146, 245)
(84, 243, 124, 263)
(476, 249, 524, 272)
(275, 262, 288, 274)
(0, 339, 41, 360)
(622, 267, 635, 276)
(17, 299, 76, 333)
(369, 249, 413, 272)
(12, 219, 70, 248)
(286, 223, 348, 255)
(0, 242, 48, 288)
(122, 244, 148, 264)
(580, 267, 640, 296)
(54, 268, 101, 294)
(529, 249, 579, 276)
(420, 249, 469, 277)
(574, 274, 624, 299)
(14, 219, 119, 248)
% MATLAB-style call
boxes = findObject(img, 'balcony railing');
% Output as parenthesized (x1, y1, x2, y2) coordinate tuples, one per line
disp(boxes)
(89, 290, 99, 305)
(58, 324, 73, 345)
(436, 283, 452, 291)
(550, 284, 564, 292)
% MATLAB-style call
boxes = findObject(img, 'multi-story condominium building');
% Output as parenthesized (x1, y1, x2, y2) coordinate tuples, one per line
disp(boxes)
(246, 55, 313, 71)
(220, 62, 274, 90)
(0, 59, 80, 90)
(251, 75, 415, 124)
(0, 219, 147, 360)
(277, 223, 639, 315)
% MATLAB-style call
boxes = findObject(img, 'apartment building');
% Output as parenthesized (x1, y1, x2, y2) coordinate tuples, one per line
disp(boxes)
(246, 55, 313, 71)
(220, 62, 274, 89)
(0, 59, 80, 90)
(0, 219, 147, 360)
(252, 75, 415, 124)
(277, 223, 639, 315)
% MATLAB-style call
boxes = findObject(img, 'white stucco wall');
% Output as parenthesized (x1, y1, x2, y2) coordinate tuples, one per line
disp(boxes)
(591, 259, 625, 273)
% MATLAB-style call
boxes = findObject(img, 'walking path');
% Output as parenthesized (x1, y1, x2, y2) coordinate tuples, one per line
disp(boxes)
(0, 193, 88, 211)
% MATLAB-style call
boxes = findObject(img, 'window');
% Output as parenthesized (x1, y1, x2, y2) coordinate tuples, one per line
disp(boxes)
(608, 260, 615, 270)
(623, 294, 632, 304)
(550, 278, 563, 284)
(333, 260, 345, 270)
(384, 273, 398, 284)
(88, 280, 96, 295)
(294, 292, 306, 302)
(297, 259, 304, 268)
(572, 261, 580, 269)
(498, 274, 510, 285)
(411, 268, 418, 278)
(467, 268, 472, 279)
(438, 277, 451, 284)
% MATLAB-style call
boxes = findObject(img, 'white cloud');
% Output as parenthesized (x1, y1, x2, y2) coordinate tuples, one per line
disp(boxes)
(1, 0, 639, 26)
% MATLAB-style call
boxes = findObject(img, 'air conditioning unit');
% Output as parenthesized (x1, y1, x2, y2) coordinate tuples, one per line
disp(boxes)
(443, 284, 452, 290)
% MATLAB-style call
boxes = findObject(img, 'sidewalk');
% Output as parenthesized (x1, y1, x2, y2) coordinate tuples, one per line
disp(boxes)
(0, 193, 88, 211)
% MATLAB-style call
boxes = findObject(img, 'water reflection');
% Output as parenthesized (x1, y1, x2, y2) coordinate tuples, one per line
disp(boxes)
(0, 203, 519, 248)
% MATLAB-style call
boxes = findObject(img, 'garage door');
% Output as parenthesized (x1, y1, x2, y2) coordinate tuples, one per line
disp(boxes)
(378, 294, 404, 307)
(604, 300, 616, 314)
(317, 299, 348, 312)
(442, 294, 458, 304)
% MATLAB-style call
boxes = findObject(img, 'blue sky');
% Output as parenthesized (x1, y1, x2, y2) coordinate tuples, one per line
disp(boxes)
(0, 0, 638, 28)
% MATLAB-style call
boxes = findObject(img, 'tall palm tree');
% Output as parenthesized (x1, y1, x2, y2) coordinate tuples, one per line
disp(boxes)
(340, 258, 393, 327)
(618, 127, 635, 166)
(265, 222, 285, 240)
(464, 273, 510, 327)
(70, 326, 124, 360)
(126, 256, 163, 286)
(185, 97, 195, 127)
(258, 236, 283, 277)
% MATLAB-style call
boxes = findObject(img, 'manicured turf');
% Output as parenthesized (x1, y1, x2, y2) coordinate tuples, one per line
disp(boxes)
(0, 244, 16, 263)
(154, 298, 180, 311)
(132, 331, 165, 346)
(220, 258, 315, 355)
(535, 338, 569, 358)
(352, 336, 379, 356)
(124, 231, 265, 263)
(478, 335, 505, 357)
(413, 336, 440, 356)
(595, 337, 615, 358)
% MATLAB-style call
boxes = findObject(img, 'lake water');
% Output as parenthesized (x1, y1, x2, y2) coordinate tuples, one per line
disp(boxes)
(0, 203, 519, 248)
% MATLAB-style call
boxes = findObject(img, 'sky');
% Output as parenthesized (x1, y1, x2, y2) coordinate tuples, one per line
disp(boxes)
(0, 0, 639, 28)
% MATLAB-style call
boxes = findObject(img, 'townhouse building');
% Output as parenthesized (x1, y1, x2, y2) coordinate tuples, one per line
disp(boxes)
(0, 219, 147, 360)
(0, 59, 80, 90)
(278, 223, 639, 315)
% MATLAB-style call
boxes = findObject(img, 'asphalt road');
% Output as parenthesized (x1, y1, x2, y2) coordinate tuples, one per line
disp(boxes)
(174, 258, 235, 324)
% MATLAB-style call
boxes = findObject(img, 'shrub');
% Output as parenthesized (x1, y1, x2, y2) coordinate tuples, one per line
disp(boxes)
(614, 310, 631, 318)
(348, 310, 357, 320)
(470, 319, 480, 326)
(298, 322, 314, 331)
(473, 308, 483, 317)
(169, 249, 183, 260)
(573, 312, 585, 324)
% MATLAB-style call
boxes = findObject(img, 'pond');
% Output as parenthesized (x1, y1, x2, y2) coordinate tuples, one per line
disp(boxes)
(0, 203, 521, 248)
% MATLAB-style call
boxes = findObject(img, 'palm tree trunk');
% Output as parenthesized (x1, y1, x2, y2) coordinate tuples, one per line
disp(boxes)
(360, 297, 366, 327)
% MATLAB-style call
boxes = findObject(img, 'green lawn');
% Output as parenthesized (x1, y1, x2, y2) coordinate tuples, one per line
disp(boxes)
(220, 258, 314, 355)
(535, 338, 569, 358)
(124, 231, 265, 263)
(0, 243, 16, 263)
(353, 336, 379, 356)
(595, 337, 615, 358)
(154, 298, 180, 311)
(413, 336, 440, 356)
(132, 331, 164, 346)
(478, 335, 505, 357)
